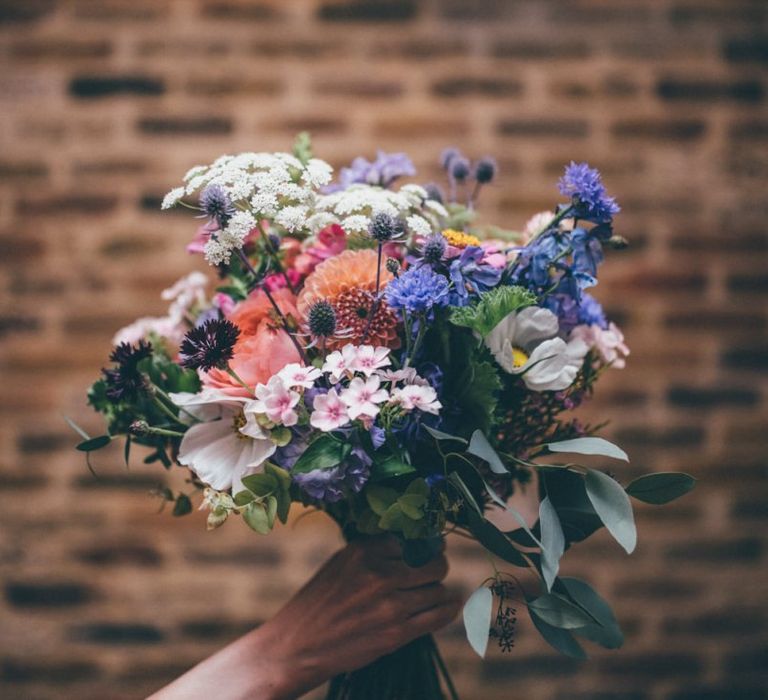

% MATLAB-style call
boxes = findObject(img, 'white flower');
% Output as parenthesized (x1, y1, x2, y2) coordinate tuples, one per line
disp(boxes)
(392, 384, 441, 415)
(522, 211, 556, 243)
(277, 363, 322, 389)
(303, 158, 333, 187)
(484, 306, 589, 392)
(570, 322, 630, 369)
(161, 271, 208, 322)
(250, 376, 301, 427)
(352, 345, 391, 376)
(310, 388, 350, 432)
(275, 205, 308, 233)
(340, 375, 389, 420)
(322, 344, 358, 383)
(161, 186, 186, 210)
(340, 214, 371, 233)
(170, 389, 277, 493)
(406, 214, 433, 237)
(204, 210, 256, 266)
(112, 315, 184, 347)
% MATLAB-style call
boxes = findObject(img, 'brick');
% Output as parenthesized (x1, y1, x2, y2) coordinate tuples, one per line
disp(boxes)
(72, 159, 148, 176)
(69, 622, 164, 645)
(664, 310, 766, 333)
(670, 231, 768, 254)
(201, 2, 280, 21)
(371, 39, 469, 60)
(0, 472, 48, 490)
(664, 537, 763, 563)
(438, 0, 517, 21)
(73, 473, 166, 491)
(250, 39, 342, 58)
(179, 618, 260, 640)
(186, 77, 283, 97)
(5, 581, 94, 608)
(0, 315, 41, 338)
(432, 78, 522, 98)
(669, 4, 767, 27)
(730, 120, 768, 142)
(313, 80, 403, 98)
(10, 39, 113, 60)
(554, 693, 647, 700)
(611, 119, 706, 141)
(267, 117, 348, 135)
(663, 608, 765, 637)
(317, 1, 418, 22)
(667, 385, 759, 409)
(731, 498, 768, 520)
(722, 344, 768, 371)
(137, 116, 233, 136)
(69, 75, 165, 99)
(0, 160, 48, 179)
(497, 119, 589, 138)
(0, 0, 55, 24)
(598, 653, 702, 679)
(725, 647, 768, 674)
(183, 546, 281, 566)
(615, 426, 705, 449)
(724, 36, 768, 64)
(73, 543, 163, 567)
(17, 432, 71, 454)
(550, 5, 652, 24)
(1, 658, 101, 683)
(656, 79, 764, 103)
(16, 194, 118, 217)
(482, 654, 583, 680)
(72, 1, 167, 21)
(493, 41, 590, 60)
(728, 273, 768, 294)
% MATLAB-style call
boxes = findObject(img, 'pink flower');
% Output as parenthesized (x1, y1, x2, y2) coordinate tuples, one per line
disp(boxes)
(480, 241, 509, 269)
(340, 376, 389, 420)
(310, 389, 350, 431)
(294, 224, 348, 277)
(213, 292, 236, 316)
(392, 384, 442, 415)
(252, 376, 300, 427)
(322, 344, 358, 383)
(570, 322, 630, 369)
(263, 268, 303, 292)
(277, 363, 322, 389)
(352, 345, 391, 376)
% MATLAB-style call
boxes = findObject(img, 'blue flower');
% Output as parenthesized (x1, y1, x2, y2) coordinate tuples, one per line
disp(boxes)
(577, 293, 608, 328)
(331, 151, 416, 191)
(558, 161, 620, 223)
(385, 265, 450, 314)
(571, 227, 604, 277)
(448, 246, 502, 306)
(292, 445, 371, 503)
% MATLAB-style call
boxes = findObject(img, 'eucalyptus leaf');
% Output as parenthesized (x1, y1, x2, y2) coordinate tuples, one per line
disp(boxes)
(398, 494, 425, 520)
(447, 472, 482, 515)
(63, 414, 90, 440)
(528, 593, 596, 630)
(291, 435, 351, 475)
(547, 437, 629, 462)
(626, 472, 696, 505)
(561, 577, 624, 649)
(585, 470, 637, 554)
(468, 430, 508, 474)
(76, 435, 112, 452)
(466, 509, 528, 567)
(423, 426, 468, 444)
(371, 455, 416, 481)
(276, 491, 291, 524)
(123, 435, 132, 467)
(540, 497, 565, 592)
(529, 606, 587, 659)
(463, 586, 493, 658)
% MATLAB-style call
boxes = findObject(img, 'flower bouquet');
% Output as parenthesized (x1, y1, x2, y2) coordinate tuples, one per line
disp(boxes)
(72, 134, 695, 699)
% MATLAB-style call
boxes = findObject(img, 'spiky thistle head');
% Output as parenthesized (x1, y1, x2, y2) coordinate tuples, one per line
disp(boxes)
(179, 318, 240, 371)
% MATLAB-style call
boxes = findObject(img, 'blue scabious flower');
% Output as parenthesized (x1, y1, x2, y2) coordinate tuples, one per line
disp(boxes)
(292, 446, 371, 503)
(558, 161, 620, 223)
(385, 265, 450, 314)
(449, 246, 502, 306)
(332, 151, 416, 191)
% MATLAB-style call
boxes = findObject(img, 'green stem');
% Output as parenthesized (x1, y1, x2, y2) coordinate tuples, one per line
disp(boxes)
(152, 395, 186, 426)
(258, 220, 296, 295)
(151, 384, 201, 423)
(226, 366, 255, 395)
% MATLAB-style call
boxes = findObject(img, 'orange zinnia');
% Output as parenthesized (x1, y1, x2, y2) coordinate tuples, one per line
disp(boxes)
(298, 249, 401, 350)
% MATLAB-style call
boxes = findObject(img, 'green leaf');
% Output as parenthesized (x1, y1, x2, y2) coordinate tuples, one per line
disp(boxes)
(366, 485, 399, 516)
(233, 490, 255, 507)
(423, 426, 468, 444)
(241, 473, 278, 495)
(123, 435, 132, 467)
(243, 502, 271, 535)
(371, 455, 416, 481)
(543, 470, 603, 545)
(172, 494, 192, 517)
(292, 131, 313, 165)
(398, 494, 425, 520)
(529, 606, 587, 659)
(585, 470, 637, 554)
(276, 491, 291, 524)
(264, 463, 292, 491)
(468, 430, 507, 474)
(463, 586, 493, 658)
(561, 577, 624, 650)
(449, 285, 537, 338)
(379, 503, 406, 530)
(547, 437, 629, 462)
(266, 495, 278, 528)
(540, 496, 565, 592)
(76, 435, 112, 452)
(405, 478, 429, 498)
(626, 472, 696, 505)
(291, 435, 351, 475)
(466, 509, 529, 567)
(528, 593, 596, 629)
(447, 472, 482, 515)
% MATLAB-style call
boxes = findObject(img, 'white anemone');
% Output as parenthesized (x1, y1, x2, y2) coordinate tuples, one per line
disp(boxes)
(484, 306, 588, 392)
(170, 388, 277, 493)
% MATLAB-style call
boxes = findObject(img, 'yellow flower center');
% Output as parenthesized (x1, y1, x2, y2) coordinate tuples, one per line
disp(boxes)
(442, 229, 481, 249)
(511, 347, 529, 369)
(232, 411, 249, 440)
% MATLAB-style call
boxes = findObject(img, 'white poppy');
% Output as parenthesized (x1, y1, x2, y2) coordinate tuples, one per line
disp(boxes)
(484, 306, 588, 392)
(170, 388, 277, 493)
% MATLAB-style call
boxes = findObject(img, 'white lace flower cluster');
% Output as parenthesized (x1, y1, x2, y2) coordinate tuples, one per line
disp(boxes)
(162, 152, 334, 265)
(309, 183, 448, 238)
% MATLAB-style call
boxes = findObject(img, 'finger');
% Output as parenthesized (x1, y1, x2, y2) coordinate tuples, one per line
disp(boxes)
(395, 553, 449, 589)
(397, 583, 453, 617)
(402, 595, 462, 642)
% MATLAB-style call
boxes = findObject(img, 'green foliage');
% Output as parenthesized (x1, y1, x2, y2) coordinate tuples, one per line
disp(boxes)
(364, 479, 432, 539)
(449, 285, 536, 338)
(539, 496, 565, 591)
(370, 453, 416, 482)
(463, 586, 493, 658)
(528, 593, 596, 629)
(238, 463, 293, 532)
(76, 435, 112, 452)
(442, 202, 476, 230)
(584, 469, 636, 554)
(293, 131, 313, 165)
(547, 436, 628, 462)
(468, 430, 507, 474)
(291, 434, 351, 475)
(465, 508, 528, 567)
(625, 472, 696, 505)
(172, 494, 192, 516)
(528, 607, 587, 659)
(454, 352, 502, 434)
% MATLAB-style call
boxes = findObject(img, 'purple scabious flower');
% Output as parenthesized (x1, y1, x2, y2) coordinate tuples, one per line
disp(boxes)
(448, 246, 502, 306)
(333, 151, 416, 191)
(292, 446, 371, 503)
(577, 293, 608, 328)
(384, 265, 450, 314)
(558, 161, 620, 223)
(179, 318, 240, 371)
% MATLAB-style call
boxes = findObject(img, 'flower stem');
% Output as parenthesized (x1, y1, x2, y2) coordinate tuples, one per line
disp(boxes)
(226, 366, 255, 395)
(258, 221, 297, 295)
(361, 242, 383, 344)
(151, 383, 200, 423)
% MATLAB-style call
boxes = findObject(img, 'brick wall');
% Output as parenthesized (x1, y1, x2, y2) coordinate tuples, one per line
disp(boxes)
(1, 1, 767, 698)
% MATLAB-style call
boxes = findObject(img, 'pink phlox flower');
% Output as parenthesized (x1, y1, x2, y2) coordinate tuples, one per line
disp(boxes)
(277, 363, 322, 389)
(340, 375, 389, 420)
(322, 344, 358, 383)
(570, 322, 630, 369)
(352, 345, 391, 376)
(252, 375, 300, 426)
(392, 384, 442, 415)
(309, 388, 350, 431)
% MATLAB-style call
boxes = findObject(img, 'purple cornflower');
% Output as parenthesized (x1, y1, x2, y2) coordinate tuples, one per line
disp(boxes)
(179, 318, 240, 372)
(199, 184, 236, 230)
(292, 446, 371, 502)
(102, 340, 152, 401)
(448, 246, 502, 306)
(333, 151, 416, 190)
(384, 265, 450, 314)
(558, 161, 620, 223)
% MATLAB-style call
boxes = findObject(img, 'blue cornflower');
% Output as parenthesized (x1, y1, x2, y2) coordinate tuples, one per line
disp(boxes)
(558, 161, 620, 223)
(385, 265, 450, 314)
(449, 246, 502, 306)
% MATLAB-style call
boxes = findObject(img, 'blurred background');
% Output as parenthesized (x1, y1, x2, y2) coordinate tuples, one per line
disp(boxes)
(1, 1, 767, 698)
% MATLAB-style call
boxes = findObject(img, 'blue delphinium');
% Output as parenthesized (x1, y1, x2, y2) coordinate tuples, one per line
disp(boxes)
(292, 446, 371, 503)
(385, 265, 450, 314)
(558, 161, 620, 223)
(331, 151, 416, 191)
(449, 246, 502, 306)
(571, 227, 604, 278)
(577, 293, 608, 328)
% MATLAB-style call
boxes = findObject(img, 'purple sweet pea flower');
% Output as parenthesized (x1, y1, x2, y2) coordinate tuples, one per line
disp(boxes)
(448, 246, 502, 306)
